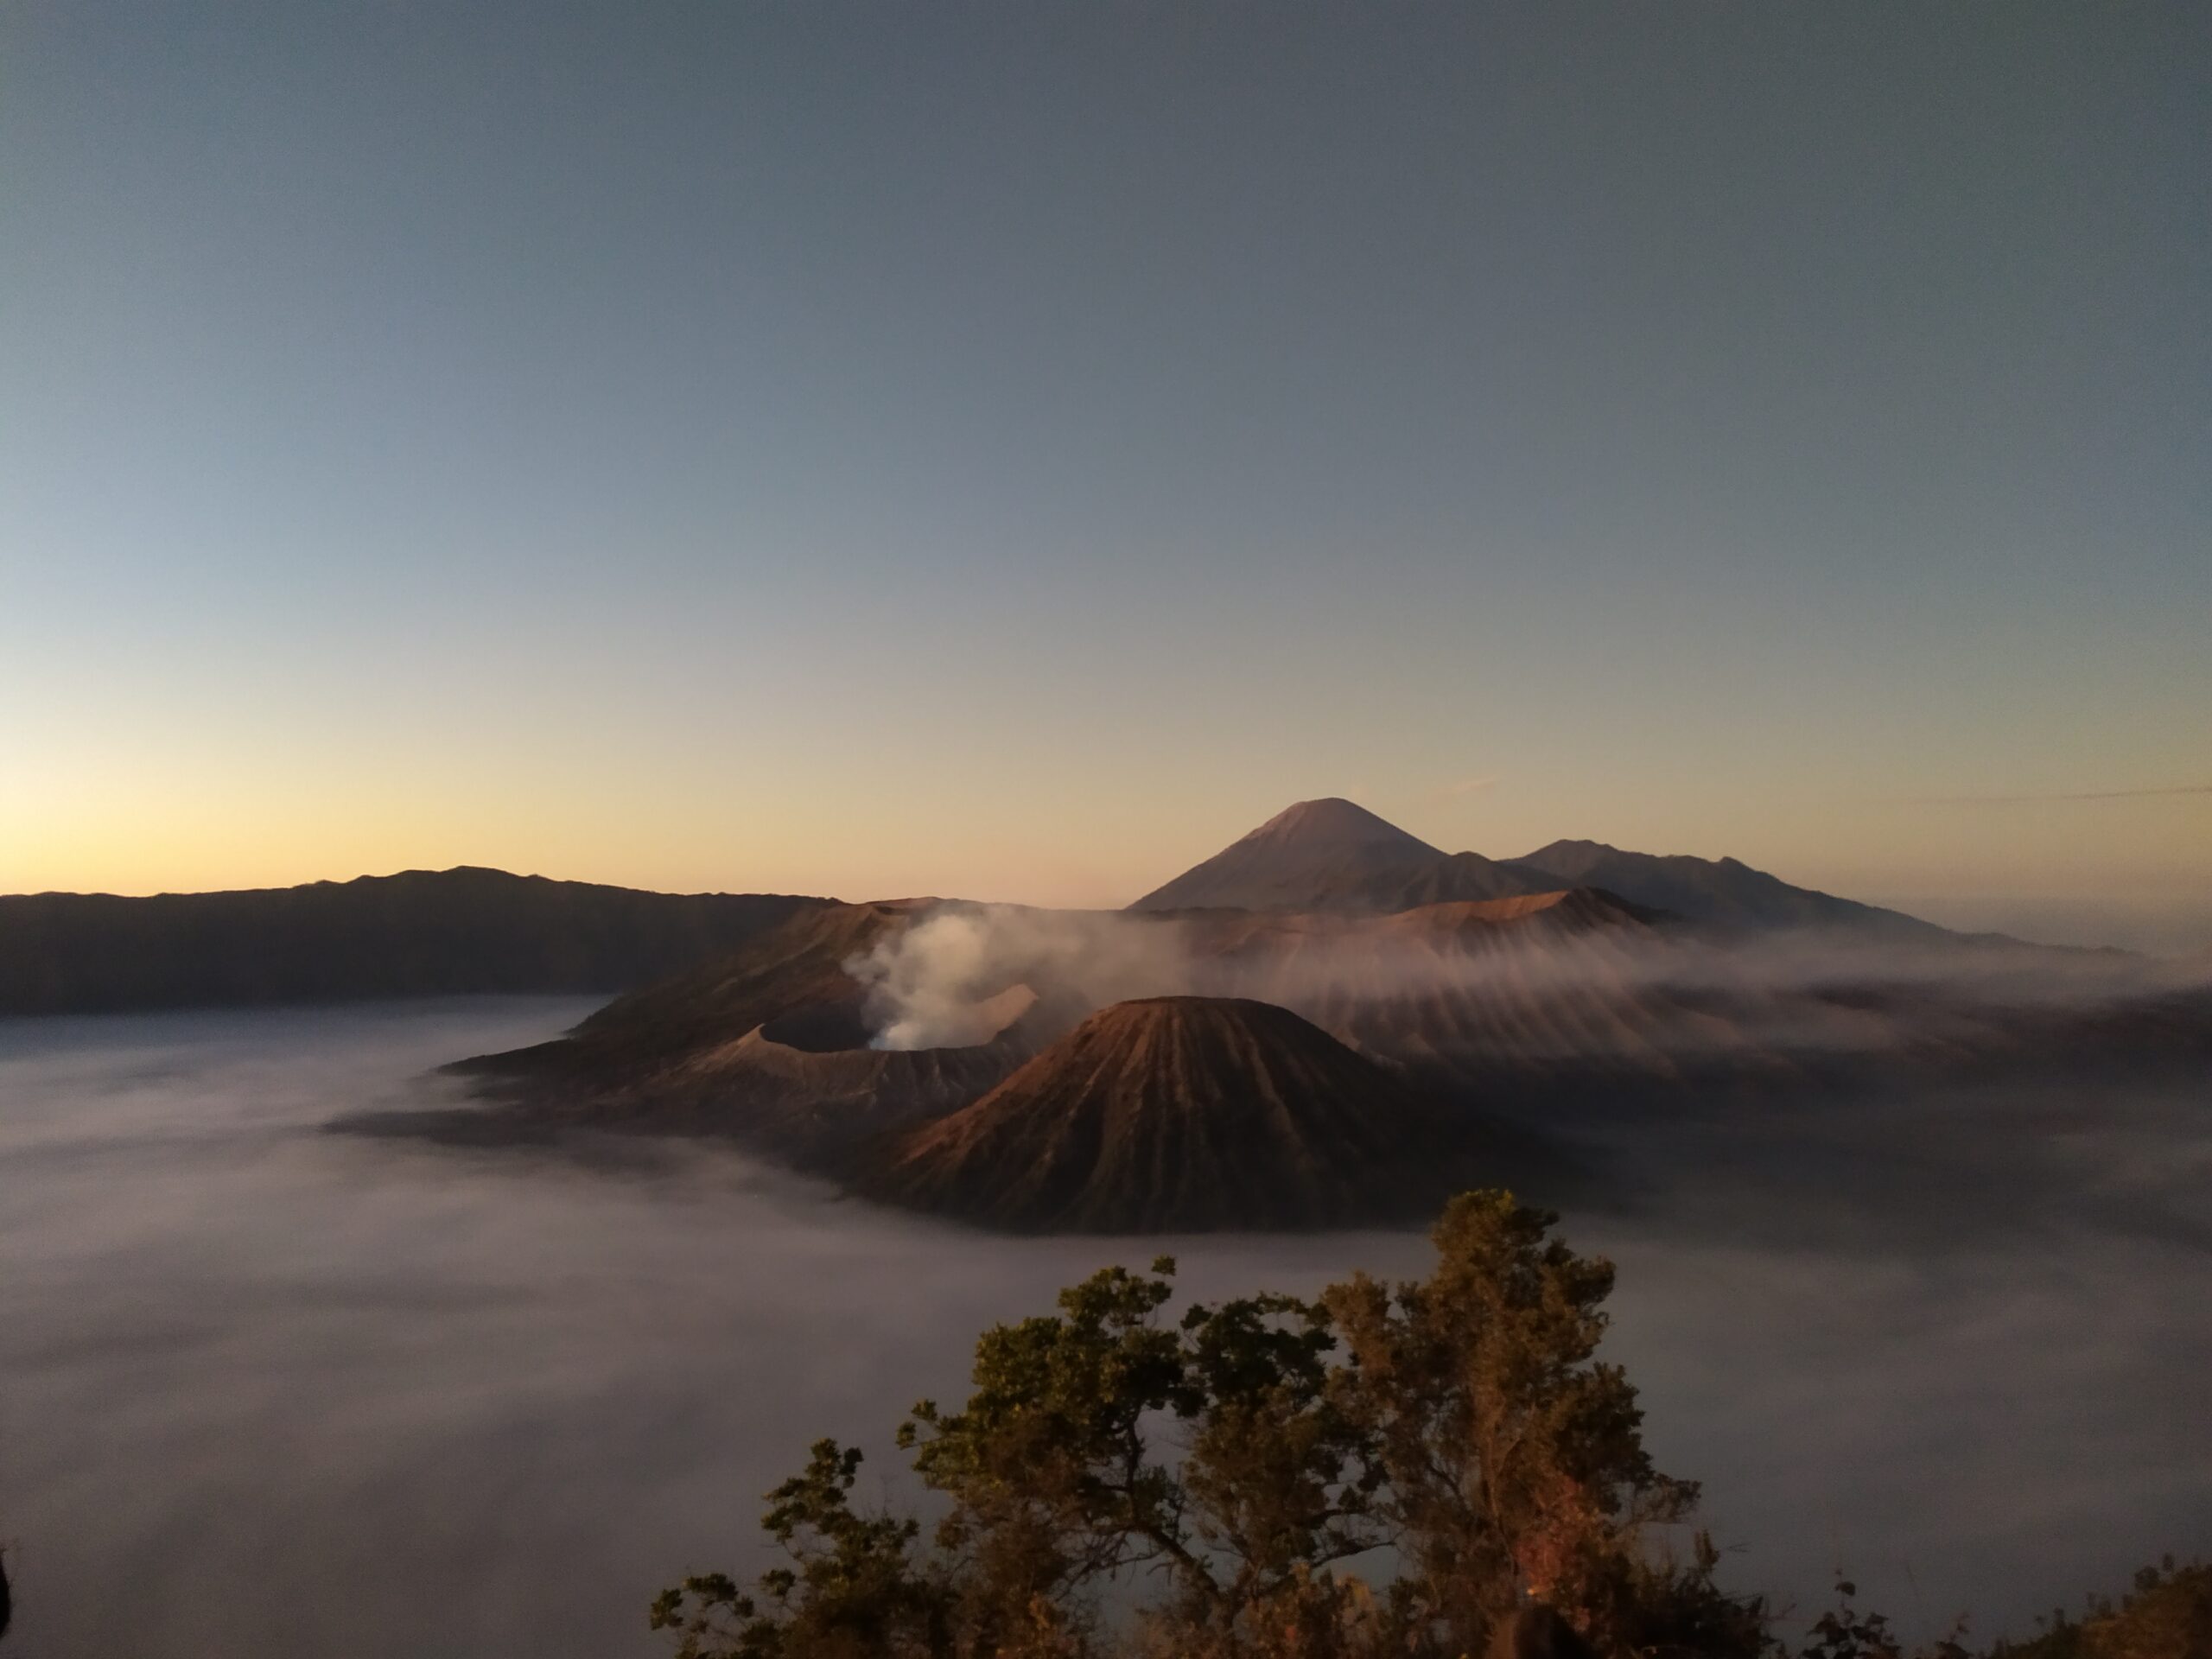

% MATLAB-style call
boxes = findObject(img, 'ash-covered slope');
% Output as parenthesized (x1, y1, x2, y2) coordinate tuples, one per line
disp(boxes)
(447, 900, 1052, 1164)
(0, 868, 829, 1015)
(548, 994, 1039, 1163)
(455, 898, 925, 1083)
(1129, 798, 1543, 914)
(864, 995, 1478, 1232)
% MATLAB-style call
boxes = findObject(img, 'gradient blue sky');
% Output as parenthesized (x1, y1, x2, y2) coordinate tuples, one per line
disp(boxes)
(4, 4, 2208, 948)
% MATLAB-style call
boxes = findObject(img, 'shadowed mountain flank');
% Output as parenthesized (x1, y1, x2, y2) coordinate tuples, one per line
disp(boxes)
(0, 868, 830, 1014)
(862, 995, 1483, 1232)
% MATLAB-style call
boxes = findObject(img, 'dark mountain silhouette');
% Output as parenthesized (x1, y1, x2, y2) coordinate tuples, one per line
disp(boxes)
(862, 995, 1481, 1232)
(1129, 798, 1541, 913)
(1505, 839, 1940, 936)
(0, 868, 830, 1014)
(1131, 799, 1943, 933)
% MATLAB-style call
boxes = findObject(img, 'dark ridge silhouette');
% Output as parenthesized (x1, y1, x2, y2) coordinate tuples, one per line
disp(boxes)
(862, 995, 1485, 1232)
(1506, 838, 1942, 936)
(1129, 797, 1548, 914)
(1130, 798, 1945, 933)
(0, 868, 831, 1015)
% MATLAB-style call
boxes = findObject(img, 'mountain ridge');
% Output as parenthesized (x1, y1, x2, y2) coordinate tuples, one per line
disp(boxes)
(1504, 839, 1938, 935)
(0, 868, 832, 1015)
(1133, 799, 1942, 934)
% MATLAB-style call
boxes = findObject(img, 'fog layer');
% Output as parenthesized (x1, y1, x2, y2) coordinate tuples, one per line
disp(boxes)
(1, 1001, 2206, 1656)
(844, 899, 2212, 1059)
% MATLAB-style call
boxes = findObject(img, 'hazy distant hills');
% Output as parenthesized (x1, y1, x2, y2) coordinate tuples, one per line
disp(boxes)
(1133, 796, 1936, 935)
(0, 868, 830, 1015)
(863, 995, 1475, 1232)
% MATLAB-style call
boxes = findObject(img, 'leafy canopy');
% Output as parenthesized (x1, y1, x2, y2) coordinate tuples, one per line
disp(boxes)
(654, 1191, 1756, 1658)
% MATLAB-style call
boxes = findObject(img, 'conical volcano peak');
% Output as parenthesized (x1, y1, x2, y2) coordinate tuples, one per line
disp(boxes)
(1240, 798, 1442, 855)
(1129, 798, 1526, 913)
(862, 995, 1471, 1231)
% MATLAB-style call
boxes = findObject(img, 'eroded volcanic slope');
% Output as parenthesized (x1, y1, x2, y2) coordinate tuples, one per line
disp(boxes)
(863, 995, 1481, 1232)
(460, 898, 922, 1079)
(448, 900, 1017, 1154)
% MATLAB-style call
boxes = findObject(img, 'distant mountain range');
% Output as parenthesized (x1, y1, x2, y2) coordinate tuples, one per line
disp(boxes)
(24, 804, 2202, 1232)
(1131, 797, 1939, 934)
(433, 798, 2210, 1231)
(0, 868, 827, 1015)
(3, 804, 1950, 1017)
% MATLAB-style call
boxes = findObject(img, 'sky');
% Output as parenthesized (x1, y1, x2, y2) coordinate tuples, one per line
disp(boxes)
(3, 3, 2208, 949)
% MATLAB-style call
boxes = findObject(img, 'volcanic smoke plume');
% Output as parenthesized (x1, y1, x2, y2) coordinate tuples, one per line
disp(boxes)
(844, 904, 1192, 1049)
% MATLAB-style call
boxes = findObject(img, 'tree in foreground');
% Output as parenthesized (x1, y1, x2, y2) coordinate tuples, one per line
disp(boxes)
(654, 1189, 1765, 1658)
(655, 1190, 2187, 1658)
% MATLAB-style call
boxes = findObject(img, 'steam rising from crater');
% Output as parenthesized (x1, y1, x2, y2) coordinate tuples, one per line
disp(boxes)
(842, 899, 2212, 1059)
(845, 905, 1192, 1050)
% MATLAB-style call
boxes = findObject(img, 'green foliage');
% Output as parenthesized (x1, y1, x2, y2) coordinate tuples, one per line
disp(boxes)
(653, 1191, 2198, 1659)
(649, 1438, 947, 1658)
(898, 1257, 1193, 1650)
(1321, 1190, 1708, 1654)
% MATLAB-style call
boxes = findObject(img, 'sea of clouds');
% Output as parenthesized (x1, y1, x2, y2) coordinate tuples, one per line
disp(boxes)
(0, 999, 2205, 1656)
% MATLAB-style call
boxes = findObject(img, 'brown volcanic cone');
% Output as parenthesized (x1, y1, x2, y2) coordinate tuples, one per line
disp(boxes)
(864, 995, 1476, 1233)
